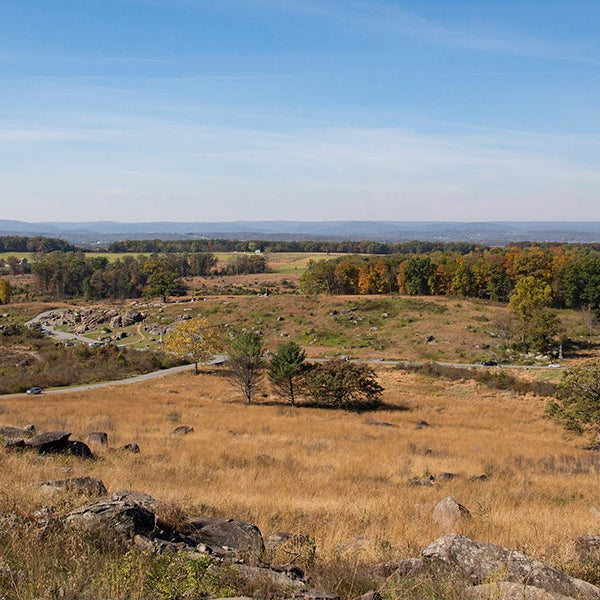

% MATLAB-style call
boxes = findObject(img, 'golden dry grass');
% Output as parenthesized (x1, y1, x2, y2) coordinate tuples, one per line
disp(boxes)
(1, 366, 597, 573)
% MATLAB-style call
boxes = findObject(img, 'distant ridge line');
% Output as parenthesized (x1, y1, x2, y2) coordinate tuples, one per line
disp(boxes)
(2, 220, 600, 245)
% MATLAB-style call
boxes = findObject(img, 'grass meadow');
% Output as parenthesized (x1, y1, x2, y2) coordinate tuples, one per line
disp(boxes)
(1, 365, 599, 597)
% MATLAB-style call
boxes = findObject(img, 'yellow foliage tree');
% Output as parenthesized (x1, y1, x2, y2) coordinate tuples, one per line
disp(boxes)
(164, 316, 221, 374)
(0, 277, 11, 305)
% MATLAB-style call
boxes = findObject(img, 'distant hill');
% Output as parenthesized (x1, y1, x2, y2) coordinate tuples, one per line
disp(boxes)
(2, 219, 600, 245)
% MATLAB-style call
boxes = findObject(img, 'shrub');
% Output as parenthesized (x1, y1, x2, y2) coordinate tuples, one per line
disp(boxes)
(302, 359, 383, 410)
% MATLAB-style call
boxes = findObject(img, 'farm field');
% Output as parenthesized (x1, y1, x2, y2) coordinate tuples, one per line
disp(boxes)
(1, 365, 599, 598)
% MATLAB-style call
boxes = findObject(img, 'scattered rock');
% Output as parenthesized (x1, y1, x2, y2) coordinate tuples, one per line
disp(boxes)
(415, 420, 431, 429)
(422, 533, 600, 600)
(41, 477, 107, 496)
(172, 425, 194, 435)
(119, 443, 140, 453)
(437, 472, 459, 481)
(87, 432, 108, 446)
(433, 496, 472, 528)
(362, 418, 397, 428)
(411, 475, 435, 486)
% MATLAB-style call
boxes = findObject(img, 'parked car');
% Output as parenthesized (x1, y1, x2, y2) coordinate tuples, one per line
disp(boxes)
(548, 363, 561, 368)
(26, 387, 43, 395)
(482, 360, 498, 366)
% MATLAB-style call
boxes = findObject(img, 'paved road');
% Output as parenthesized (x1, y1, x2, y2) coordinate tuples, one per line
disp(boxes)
(9, 310, 560, 397)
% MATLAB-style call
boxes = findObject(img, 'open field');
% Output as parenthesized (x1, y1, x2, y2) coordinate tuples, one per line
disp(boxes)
(1, 366, 599, 597)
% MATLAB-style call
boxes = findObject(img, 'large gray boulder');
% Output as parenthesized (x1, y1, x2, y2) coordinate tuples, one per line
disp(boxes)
(183, 516, 265, 557)
(463, 582, 577, 600)
(66, 500, 155, 545)
(422, 533, 600, 600)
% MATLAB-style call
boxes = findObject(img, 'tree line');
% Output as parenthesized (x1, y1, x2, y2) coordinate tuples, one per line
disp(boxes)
(299, 245, 600, 311)
(25, 250, 267, 300)
(107, 238, 482, 255)
(0, 236, 75, 253)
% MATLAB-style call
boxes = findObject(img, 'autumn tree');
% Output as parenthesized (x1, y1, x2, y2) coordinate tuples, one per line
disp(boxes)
(508, 275, 561, 352)
(164, 316, 221, 374)
(268, 340, 308, 406)
(225, 331, 264, 404)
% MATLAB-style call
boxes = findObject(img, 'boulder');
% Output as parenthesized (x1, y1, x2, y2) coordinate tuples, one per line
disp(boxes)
(41, 477, 107, 496)
(0, 426, 28, 438)
(66, 500, 155, 545)
(422, 533, 600, 600)
(433, 497, 472, 528)
(65, 440, 94, 459)
(119, 443, 140, 453)
(25, 430, 71, 454)
(183, 516, 265, 556)
(463, 582, 576, 600)
(172, 426, 194, 435)
(87, 432, 108, 446)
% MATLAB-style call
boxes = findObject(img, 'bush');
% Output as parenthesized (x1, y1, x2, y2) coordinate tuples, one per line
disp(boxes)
(302, 359, 383, 410)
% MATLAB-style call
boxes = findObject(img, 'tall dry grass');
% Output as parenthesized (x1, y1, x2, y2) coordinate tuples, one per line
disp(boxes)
(1, 366, 599, 595)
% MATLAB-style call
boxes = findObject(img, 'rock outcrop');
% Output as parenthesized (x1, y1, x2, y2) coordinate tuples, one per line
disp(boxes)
(422, 533, 600, 600)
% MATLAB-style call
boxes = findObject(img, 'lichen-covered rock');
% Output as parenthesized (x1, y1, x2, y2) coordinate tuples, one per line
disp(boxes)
(184, 516, 265, 556)
(422, 533, 600, 600)
(66, 500, 155, 545)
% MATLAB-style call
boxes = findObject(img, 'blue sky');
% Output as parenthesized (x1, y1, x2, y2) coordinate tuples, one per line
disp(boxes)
(1, 0, 598, 222)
